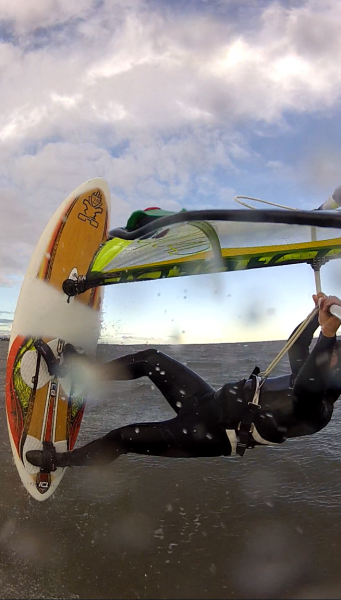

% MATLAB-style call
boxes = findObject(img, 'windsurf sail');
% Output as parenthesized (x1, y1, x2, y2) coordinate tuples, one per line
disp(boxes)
(62, 207, 341, 297)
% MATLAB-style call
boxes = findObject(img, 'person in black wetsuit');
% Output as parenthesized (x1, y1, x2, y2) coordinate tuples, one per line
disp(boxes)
(26, 293, 341, 471)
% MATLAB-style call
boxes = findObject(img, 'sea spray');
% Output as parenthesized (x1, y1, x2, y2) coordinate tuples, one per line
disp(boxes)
(12, 278, 101, 354)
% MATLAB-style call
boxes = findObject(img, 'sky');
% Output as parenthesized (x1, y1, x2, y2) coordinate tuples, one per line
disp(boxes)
(1, 0, 341, 344)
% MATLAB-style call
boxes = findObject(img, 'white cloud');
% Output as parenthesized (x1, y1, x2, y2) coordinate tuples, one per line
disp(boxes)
(1, 1, 340, 144)
(1, 0, 341, 290)
(0, 0, 103, 34)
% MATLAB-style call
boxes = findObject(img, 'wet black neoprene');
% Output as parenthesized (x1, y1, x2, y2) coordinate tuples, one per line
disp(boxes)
(32, 313, 340, 468)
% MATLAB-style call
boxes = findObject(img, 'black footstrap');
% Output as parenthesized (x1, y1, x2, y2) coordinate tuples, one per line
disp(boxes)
(40, 442, 58, 473)
(33, 339, 80, 378)
(34, 339, 60, 376)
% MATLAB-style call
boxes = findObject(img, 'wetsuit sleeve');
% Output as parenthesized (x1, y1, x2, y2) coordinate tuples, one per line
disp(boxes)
(288, 313, 319, 380)
(292, 332, 336, 417)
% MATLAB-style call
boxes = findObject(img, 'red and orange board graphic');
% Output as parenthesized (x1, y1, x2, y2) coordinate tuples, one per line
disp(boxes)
(5, 179, 110, 500)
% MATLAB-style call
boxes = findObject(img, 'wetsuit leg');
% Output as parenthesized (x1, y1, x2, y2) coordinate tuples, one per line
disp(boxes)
(54, 412, 232, 467)
(104, 349, 214, 414)
(25, 351, 225, 470)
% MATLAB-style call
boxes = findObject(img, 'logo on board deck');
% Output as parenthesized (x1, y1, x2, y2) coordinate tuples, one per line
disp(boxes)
(78, 190, 103, 228)
(36, 472, 51, 494)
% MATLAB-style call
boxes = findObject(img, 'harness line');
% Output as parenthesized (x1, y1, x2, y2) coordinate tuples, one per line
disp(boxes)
(259, 306, 319, 380)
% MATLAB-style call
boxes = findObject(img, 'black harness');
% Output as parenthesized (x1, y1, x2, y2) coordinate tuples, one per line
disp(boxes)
(236, 367, 262, 456)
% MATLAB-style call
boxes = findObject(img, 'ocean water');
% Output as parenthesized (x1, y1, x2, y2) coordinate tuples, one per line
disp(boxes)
(1, 339, 341, 599)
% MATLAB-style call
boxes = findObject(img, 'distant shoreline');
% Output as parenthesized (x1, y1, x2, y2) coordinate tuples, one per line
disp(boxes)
(0, 337, 311, 345)
(0, 338, 288, 347)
